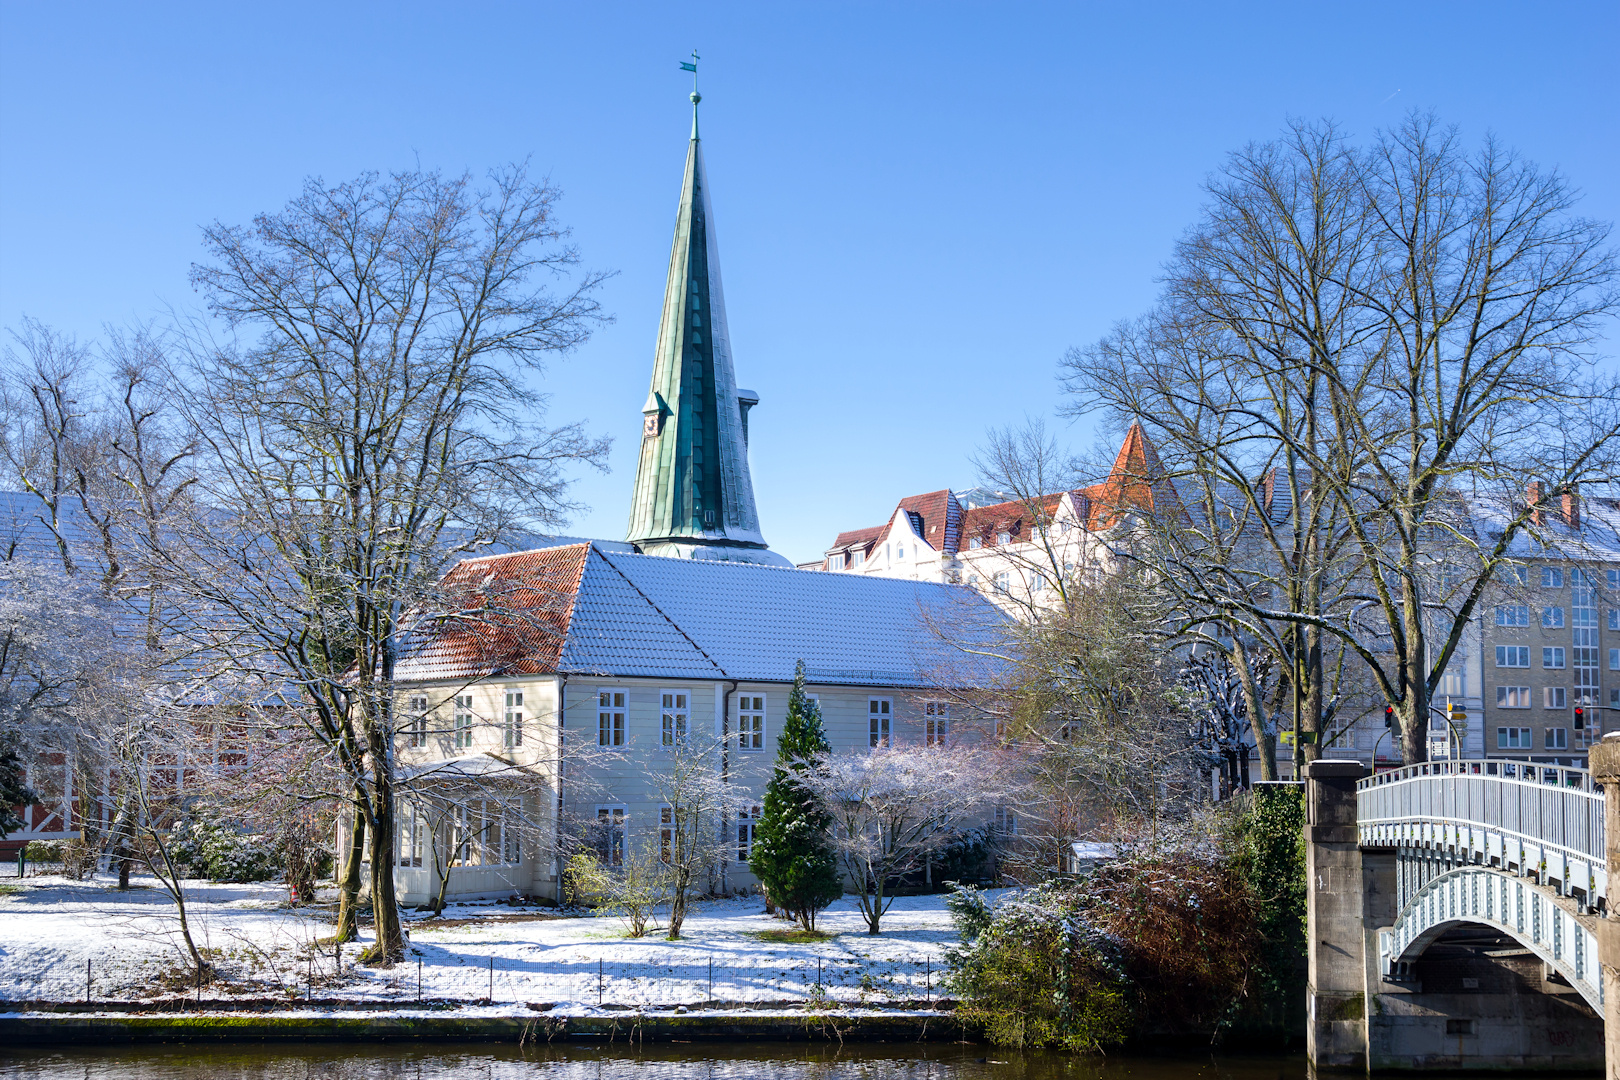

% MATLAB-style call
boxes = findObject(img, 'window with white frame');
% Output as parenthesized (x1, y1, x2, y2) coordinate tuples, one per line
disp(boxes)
(1543, 647, 1566, 669)
(868, 697, 891, 747)
(737, 804, 760, 861)
(1509, 565, 1529, 586)
(1545, 687, 1568, 709)
(595, 806, 626, 867)
(1496, 686, 1531, 708)
(1543, 606, 1565, 629)
(1611, 649, 1620, 672)
(1543, 566, 1564, 588)
(661, 690, 689, 746)
(502, 798, 524, 864)
(1547, 727, 1569, 750)
(828, 553, 846, 571)
(1441, 669, 1465, 698)
(1610, 608, 1619, 631)
(406, 695, 428, 748)
(966, 574, 979, 588)
(924, 701, 950, 746)
(504, 690, 524, 748)
(1496, 646, 1529, 667)
(1495, 605, 1529, 626)
(968, 537, 982, 549)
(737, 694, 765, 751)
(396, 800, 426, 867)
(453, 694, 474, 749)
(598, 689, 626, 747)
(996, 531, 1011, 545)
(993, 571, 1011, 594)
(1496, 727, 1532, 749)
(659, 805, 675, 863)
(896, 543, 906, 560)
(1031, 572, 1048, 594)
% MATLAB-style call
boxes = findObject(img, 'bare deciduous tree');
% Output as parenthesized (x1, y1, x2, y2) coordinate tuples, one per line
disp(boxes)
(155, 165, 610, 962)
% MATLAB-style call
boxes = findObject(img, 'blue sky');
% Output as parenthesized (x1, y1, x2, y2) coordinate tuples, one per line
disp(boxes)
(2, 2, 1616, 564)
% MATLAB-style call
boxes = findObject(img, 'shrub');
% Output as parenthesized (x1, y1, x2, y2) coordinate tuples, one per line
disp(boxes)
(169, 811, 281, 883)
(946, 881, 1130, 1052)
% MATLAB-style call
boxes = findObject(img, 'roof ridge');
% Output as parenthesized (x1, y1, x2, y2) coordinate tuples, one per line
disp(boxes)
(455, 542, 590, 566)
(589, 548, 730, 678)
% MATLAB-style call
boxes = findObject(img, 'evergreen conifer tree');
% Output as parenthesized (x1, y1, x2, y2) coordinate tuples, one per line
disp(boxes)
(749, 660, 843, 930)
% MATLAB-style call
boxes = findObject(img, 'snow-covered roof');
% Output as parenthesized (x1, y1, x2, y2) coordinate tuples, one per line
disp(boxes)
(399, 752, 527, 781)
(396, 543, 1009, 689)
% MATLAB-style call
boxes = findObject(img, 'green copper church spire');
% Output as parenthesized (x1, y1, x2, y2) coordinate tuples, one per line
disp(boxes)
(625, 72, 787, 566)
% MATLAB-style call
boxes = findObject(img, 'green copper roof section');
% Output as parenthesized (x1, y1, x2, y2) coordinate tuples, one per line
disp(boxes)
(625, 92, 777, 563)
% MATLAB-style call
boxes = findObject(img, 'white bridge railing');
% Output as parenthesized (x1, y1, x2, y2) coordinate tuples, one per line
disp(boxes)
(1357, 758, 1606, 907)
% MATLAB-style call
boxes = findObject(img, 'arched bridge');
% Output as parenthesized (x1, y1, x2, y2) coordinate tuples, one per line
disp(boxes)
(1304, 751, 1620, 1073)
(1358, 759, 1604, 1011)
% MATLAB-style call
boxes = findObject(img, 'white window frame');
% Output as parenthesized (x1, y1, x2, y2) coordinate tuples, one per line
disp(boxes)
(1543, 647, 1566, 669)
(996, 531, 1011, 545)
(868, 697, 892, 748)
(597, 688, 627, 747)
(993, 571, 1011, 595)
(1544, 686, 1567, 709)
(1543, 606, 1566, 629)
(1543, 566, 1564, 588)
(737, 803, 761, 862)
(504, 689, 524, 748)
(661, 689, 690, 747)
(968, 537, 982, 550)
(1496, 685, 1531, 709)
(396, 799, 426, 867)
(1496, 726, 1532, 750)
(595, 804, 627, 867)
(406, 694, 428, 748)
(1495, 605, 1530, 627)
(1495, 646, 1529, 668)
(736, 693, 766, 752)
(453, 694, 475, 749)
(924, 700, 950, 747)
(828, 553, 846, 571)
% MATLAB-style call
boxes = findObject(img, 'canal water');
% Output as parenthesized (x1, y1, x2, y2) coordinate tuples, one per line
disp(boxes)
(3, 1043, 1304, 1080)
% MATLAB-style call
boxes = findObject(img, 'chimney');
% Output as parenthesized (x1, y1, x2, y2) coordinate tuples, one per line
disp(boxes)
(1527, 481, 1545, 527)
(1564, 486, 1581, 530)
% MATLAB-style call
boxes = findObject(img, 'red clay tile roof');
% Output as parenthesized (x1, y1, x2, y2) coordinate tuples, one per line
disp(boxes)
(959, 494, 1064, 548)
(394, 544, 589, 681)
(1080, 422, 1168, 530)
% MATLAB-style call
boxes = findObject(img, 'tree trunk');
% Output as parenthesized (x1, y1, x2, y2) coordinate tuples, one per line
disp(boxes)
(334, 793, 366, 943)
(362, 773, 405, 964)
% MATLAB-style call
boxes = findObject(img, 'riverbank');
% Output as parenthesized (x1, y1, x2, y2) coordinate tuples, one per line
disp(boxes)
(0, 1000, 965, 1045)
(0, 874, 982, 1008)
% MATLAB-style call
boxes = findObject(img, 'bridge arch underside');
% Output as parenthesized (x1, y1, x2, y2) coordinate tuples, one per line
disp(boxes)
(1387, 865, 1602, 1012)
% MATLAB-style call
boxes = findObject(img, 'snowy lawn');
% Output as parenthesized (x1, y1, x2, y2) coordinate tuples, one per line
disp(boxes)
(0, 874, 996, 1011)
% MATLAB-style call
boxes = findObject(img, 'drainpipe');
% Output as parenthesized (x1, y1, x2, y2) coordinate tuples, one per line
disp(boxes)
(555, 674, 568, 895)
(720, 679, 738, 895)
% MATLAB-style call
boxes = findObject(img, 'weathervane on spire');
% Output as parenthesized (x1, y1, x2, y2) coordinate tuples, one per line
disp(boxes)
(680, 50, 701, 137)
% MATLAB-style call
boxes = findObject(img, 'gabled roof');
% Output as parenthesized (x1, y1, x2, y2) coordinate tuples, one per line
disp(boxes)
(826, 489, 960, 560)
(399, 543, 1007, 688)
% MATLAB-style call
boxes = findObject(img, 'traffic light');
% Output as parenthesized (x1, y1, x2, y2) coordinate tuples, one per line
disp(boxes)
(1574, 705, 1586, 730)
(1384, 705, 1395, 728)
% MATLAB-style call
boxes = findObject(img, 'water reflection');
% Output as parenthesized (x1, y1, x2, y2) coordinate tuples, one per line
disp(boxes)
(3, 1042, 1305, 1080)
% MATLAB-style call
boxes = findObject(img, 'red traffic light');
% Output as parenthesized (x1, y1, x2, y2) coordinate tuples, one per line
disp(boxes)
(1575, 706, 1586, 729)
(1384, 705, 1394, 728)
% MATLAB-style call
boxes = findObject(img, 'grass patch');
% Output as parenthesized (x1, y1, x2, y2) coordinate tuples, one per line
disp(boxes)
(744, 928, 835, 944)
(0, 881, 21, 896)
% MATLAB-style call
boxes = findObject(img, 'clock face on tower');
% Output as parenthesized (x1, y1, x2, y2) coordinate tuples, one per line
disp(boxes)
(643, 412, 664, 438)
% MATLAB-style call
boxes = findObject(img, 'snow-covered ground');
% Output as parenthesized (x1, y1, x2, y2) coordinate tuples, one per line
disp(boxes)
(0, 874, 991, 1011)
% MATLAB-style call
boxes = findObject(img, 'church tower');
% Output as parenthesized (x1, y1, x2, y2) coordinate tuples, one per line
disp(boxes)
(625, 88, 789, 567)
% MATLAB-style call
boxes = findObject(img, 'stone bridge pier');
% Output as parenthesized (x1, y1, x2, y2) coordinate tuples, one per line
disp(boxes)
(1305, 756, 1613, 1073)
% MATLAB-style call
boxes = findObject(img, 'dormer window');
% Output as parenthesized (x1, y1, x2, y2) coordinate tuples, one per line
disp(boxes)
(997, 531, 1011, 545)
(828, 553, 846, 571)
(969, 537, 983, 550)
